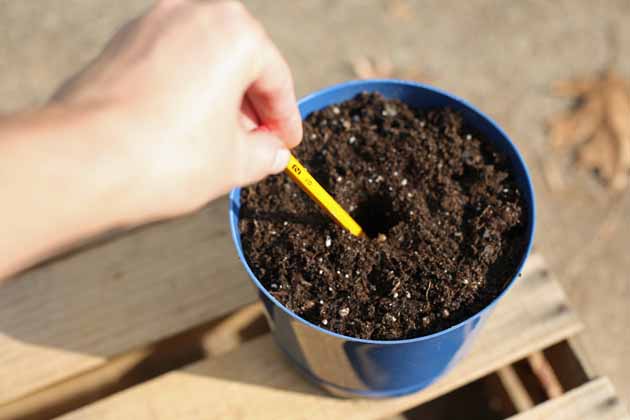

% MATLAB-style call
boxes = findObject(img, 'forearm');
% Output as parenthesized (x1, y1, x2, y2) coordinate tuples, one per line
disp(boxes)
(0, 104, 132, 281)
(0, 1, 302, 281)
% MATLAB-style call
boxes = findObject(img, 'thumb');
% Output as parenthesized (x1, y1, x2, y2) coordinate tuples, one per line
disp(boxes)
(236, 129, 290, 186)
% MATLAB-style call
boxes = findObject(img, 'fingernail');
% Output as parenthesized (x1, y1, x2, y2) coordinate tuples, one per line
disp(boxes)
(272, 148, 290, 174)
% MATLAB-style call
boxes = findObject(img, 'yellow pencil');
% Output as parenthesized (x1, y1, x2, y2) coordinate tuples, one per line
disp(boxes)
(285, 154, 365, 237)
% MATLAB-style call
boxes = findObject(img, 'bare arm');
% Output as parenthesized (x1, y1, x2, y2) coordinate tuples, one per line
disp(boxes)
(0, 105, 134, 278)
(0, 0, 302, 281)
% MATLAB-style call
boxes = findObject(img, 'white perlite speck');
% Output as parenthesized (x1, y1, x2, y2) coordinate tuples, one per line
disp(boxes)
(401, 179, 408, 186)
(325, 236, 332, 247)
(332, 107, 340, 115)
(348, 136, 356, 144)
(322, 319, 329, 325)
(385, 314, 397, 322)
(339, 308, 350, 317)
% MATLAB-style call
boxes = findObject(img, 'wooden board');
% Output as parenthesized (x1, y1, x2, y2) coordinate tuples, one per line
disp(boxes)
(59, 254, 583, 420)
(0, 197, 255, 404)
(507, 378, 630, 420)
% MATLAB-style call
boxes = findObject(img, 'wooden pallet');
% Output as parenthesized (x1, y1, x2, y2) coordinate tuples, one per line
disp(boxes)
(0, 197, 627, 420)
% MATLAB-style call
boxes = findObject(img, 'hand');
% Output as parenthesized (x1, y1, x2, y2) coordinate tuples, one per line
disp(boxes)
(53, 0, 302, 222)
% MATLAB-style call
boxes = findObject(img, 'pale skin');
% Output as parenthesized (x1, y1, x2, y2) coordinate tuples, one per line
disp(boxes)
(0, 0, 302, 281)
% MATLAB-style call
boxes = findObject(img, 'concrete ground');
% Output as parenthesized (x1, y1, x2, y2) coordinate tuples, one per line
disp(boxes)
(1, 0, 628, 403)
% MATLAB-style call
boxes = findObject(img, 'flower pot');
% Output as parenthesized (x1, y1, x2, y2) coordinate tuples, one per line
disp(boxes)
(229, 79, 535, 398)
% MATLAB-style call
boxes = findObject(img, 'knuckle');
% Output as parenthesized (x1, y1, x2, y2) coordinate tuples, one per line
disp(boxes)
(216, 2, 262, 37)
(230, 24, 265, 57)
(216, 1, 249, 21)
(242, 24, 266, 52)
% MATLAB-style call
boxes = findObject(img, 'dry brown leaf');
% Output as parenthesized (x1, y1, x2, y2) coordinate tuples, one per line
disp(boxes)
(351, 56, 430, 83)
(351, 56, 394, 79)
(550, 92, 603, 150)
(548, 69, 630, 190)
(385, 0, 415, 21)
(400, 68, 431, 83)
(577, 128, 616, 181)
(552, 77, 597, 97)
(602, 71, 630, 189)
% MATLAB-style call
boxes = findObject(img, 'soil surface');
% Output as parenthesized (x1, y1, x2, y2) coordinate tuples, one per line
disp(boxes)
(239, 92, 528, 340)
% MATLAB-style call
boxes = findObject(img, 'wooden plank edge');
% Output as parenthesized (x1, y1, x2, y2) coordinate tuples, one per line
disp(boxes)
(566, 335, 599, 379)
(0, 303, 265, 420)
(388, 322, 584, 418)
(57, 313, 582, 420)
(500, 347, 567, 413)
(506, 377, 630, 420)
(497, 366, 535, 412)
(527, 351, 564, 399)
(542, 336, 594, 393)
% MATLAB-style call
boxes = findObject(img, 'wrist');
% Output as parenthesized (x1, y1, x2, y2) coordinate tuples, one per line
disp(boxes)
(0, 101, 142, 276)
(36, 101, 141, 231)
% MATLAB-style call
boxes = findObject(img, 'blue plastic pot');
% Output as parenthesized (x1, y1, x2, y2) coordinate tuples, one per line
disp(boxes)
(229, 80, 535, 398)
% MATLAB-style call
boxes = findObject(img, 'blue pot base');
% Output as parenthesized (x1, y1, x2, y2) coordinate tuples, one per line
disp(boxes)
(275, 337, 445, 398)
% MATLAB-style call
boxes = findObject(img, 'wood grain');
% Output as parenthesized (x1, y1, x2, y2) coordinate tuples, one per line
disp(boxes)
(0, 303, 267, 420)
(59, 256, 583, 420)
(0, 197, 255, 405)
(507, 378, 630, 420)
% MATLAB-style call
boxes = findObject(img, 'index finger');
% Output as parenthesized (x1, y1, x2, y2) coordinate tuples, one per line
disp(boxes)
(246, 37, 303, 148)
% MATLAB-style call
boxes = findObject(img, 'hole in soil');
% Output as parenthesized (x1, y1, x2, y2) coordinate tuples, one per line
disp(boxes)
(353, 194, 400, 238)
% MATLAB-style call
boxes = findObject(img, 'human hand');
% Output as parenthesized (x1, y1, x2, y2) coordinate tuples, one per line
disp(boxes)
(53, 0, 302, 223)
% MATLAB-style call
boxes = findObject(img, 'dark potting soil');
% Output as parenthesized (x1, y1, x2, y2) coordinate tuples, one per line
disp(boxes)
(239, 92, 528, 340)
